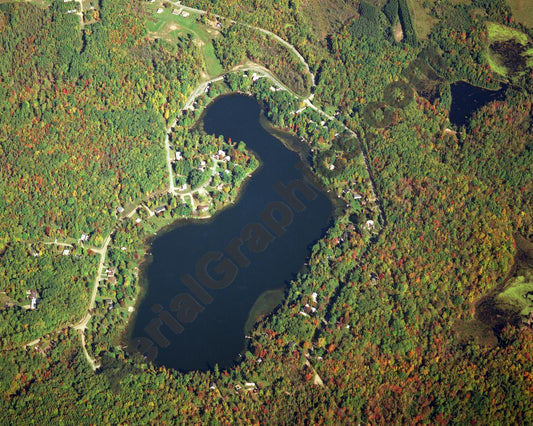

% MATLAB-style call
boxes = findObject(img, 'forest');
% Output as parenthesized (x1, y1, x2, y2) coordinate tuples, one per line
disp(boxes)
(1, 0, 532, 423)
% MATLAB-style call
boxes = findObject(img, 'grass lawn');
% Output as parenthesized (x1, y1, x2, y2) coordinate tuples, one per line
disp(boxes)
(145, 3, 223, 77)
(507, 0, 533, 29)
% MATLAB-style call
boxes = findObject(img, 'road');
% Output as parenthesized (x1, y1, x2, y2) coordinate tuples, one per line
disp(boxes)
(72, 233, 111, 370)
(18, 3, 381, 373)
(171, 1, 314, 85)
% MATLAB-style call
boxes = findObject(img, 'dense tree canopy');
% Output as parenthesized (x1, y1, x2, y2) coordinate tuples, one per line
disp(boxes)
(1, 0, 532, 424)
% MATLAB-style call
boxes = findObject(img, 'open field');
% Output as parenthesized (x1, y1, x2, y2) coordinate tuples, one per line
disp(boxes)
(405, 0, 437, 41)
(145, 2, 223, 77)
(508, 0, 533, 28)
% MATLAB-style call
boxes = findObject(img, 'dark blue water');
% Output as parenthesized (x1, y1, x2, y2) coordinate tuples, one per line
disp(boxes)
(128, 94, 333, 371)
(449, 81, 507, 127)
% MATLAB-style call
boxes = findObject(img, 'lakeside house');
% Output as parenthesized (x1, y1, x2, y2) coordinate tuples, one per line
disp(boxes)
(197, 205, 209, 213)
(154, 206, 167, 215)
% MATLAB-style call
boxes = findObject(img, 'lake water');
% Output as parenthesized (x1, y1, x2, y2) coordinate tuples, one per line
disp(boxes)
(449, 81, 507, 127)
(127, 94, 333, 372)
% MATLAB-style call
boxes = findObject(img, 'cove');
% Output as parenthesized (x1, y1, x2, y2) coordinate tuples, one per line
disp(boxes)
(449, 81, 507, 127)
(127, 94, 333, 372)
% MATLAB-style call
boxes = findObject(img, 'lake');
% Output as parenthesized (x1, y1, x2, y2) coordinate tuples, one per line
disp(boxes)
(449, 81, 507, 127)
(127, 94, 333, 372)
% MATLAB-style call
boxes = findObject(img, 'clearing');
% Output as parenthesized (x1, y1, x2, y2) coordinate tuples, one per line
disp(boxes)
(405, 0, 437, 41)
(485, 22, 533, 75)
(508, 0, 533, 28)
(145, 2, 223, 77)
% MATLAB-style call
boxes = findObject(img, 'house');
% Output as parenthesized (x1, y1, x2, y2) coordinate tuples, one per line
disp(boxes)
(30, 297, 38, 310)
(366, 220, 375, 230)
(181, 11, 189, 17)
(135, 217, 142, 224)
(197, 205, 209, 213)
(353, 193, 363, 200)
(224, 156, 231, 162)
(117, 206, 125, 213)
(80, 233, 89, 242)
(156, 8, 164, 14)
(175, 151, 183, 161)
(311, 292, 318, 303)
(62, 249, 71, 256)
(172, 9, 180, 15)
(217, 149, 226, 160)
(154, 206, 167, 215)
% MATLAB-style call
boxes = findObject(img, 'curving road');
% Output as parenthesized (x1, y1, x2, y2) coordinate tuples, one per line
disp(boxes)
(19, 3, 382, 372)
(170, 1, 314, 85)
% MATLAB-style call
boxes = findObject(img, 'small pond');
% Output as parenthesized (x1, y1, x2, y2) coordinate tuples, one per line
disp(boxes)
(449, 81, 507, 127)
